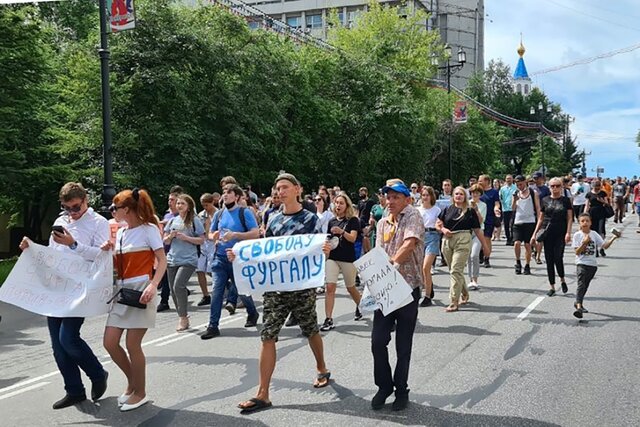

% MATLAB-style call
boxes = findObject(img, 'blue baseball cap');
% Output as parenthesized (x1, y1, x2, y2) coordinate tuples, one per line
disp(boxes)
(382, 181, 411, 197)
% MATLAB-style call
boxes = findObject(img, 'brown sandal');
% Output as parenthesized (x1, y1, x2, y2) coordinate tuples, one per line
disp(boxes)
(445, 304, 459, 312)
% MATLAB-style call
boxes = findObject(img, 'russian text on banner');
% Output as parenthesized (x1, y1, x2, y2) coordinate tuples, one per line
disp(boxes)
(0, 241, 113, 317)
(232, 234, 326, 295)
(355, 246, 414, 316)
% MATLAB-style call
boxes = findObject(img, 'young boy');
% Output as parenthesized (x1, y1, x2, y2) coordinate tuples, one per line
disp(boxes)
(572, 213, 620, 318)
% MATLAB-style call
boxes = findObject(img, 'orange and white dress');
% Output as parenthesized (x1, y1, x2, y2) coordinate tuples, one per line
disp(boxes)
(107, 224, 163, 329)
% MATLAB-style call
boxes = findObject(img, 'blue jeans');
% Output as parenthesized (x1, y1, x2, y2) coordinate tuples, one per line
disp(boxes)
(208, 254, 258, 328)
(47, 317, 105, 396)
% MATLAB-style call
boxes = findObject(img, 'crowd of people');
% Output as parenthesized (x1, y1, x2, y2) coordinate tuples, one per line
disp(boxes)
(15, 170, 638, 414)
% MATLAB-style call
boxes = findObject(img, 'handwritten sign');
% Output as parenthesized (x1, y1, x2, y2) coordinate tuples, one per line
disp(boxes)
(232, 234, 326, 295)
(355, 247, 414, 316)
(0, 241, 113, 317)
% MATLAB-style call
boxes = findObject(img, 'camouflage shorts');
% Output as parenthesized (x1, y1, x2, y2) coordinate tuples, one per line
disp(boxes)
(261, 289, 319, 342)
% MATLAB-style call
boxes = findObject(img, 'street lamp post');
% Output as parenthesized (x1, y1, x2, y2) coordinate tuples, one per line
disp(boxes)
(432, 45, 466, 180)
(530, 102, 552, 178)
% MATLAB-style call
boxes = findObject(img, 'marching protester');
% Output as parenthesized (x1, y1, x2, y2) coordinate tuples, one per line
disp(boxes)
(321, 193, 362, 331)
(202, 184, 260, 340)
(531, 172, 550, 265)
(572, 213, 620, 318)
(436, 186, 488, 312)
(467, 184, 486, 290)
(584, 180, 611, 256)
(101, 188, 167, 411)
(157, 186, 182, 313)
(314, 194, 333, 234)
(195, 193, 217, 306)
(512, 175, 539, 275)
(371, 180, 424, 411)
(163, 194, 205, 331)
(612, 176, 629, 224)
(499, 175, 517, 245)
(531, 177, 573, 296)
(570, 174, 590, 220)
(479, 175, 501, 268)
(358, 187, 376, 253)
(237, 173, 331, 413)
(19, 182, 110, 409)
(492, 178, 503, 242)
(368, 189, 387, 249)
(417, 186, 440, 306)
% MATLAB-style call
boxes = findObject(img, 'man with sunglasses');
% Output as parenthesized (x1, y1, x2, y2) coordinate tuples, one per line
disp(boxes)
(19, 182, 110, 409)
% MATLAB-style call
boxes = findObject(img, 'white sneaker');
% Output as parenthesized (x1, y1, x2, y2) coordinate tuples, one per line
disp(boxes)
(468, 282, 479, 290)
(431, 267, 436, 275)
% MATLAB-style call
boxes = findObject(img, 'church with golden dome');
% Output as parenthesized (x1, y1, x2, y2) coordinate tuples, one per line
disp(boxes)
(512, 36, 532, 96)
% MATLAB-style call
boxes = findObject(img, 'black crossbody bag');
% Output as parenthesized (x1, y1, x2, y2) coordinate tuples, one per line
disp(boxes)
(106, 230, 147, 309)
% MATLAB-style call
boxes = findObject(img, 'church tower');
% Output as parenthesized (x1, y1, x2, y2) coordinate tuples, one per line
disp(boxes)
(513, 36, 532, 96)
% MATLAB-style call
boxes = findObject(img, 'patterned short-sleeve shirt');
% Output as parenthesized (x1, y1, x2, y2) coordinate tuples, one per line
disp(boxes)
(376, 204, 425, 288)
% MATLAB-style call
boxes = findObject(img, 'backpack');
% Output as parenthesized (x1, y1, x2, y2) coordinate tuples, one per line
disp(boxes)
(211, 207, 248, 234)
(168, 217, 202, 258)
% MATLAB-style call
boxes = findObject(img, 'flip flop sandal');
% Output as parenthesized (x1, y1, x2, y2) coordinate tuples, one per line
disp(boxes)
(313, 371, 331, 388)
(238, 398, 272, 414)
(445, 304, 459, 312)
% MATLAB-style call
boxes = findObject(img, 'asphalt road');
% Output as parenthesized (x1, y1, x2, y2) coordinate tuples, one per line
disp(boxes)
(1, 216, 639, 426)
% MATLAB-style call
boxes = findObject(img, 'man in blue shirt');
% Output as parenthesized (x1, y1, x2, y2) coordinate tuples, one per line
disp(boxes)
(479, 174, 501, 267)
(202, 184, 260, 339)
(499, 175, 517, 246)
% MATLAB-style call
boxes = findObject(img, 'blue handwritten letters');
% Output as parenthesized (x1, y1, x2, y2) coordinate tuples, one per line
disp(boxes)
(231, 234, 326, 295)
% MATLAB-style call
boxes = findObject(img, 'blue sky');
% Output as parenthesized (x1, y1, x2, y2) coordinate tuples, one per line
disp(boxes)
(485, 0, 640, 179)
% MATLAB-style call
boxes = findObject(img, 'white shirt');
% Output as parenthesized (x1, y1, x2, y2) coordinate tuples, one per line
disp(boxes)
(571, 182, 590, 206)
(316, 210, 333, 234)
(417, 205, 441, 229)
(50, 207, 110, 261)
(514, 191, 537, 224)
(573, 230, 604, 267)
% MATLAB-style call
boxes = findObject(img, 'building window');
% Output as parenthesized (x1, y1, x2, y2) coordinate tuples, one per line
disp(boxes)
(347, 10, 360, 28)
(516, 84, 521, 93)
(306, 14, 322, 29)
(287, 16, 301, 29)
(524, 85, 529, 95)
(337, 11, 345, 26)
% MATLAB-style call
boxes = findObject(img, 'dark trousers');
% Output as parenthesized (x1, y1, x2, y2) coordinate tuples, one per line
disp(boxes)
(502, 211, 513, 242)
(371, 287, 420, 395)
(590, 216, 606, 238)
(576, 264, 598, 304)
(47, 317, 105, 396)
(159, 270, 170, 305)
(543, 230, 566, 285)
(573, 204, 585, 221)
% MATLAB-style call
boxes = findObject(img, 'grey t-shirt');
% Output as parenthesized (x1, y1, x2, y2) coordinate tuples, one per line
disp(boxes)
(165, 216, 205, 267)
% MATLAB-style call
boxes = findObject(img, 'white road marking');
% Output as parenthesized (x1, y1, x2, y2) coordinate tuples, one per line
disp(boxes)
(0, 382, 50, 401)
(517, 296, 545, 320)
(155, 316, 244, 347)
(0, 372, 58, 395)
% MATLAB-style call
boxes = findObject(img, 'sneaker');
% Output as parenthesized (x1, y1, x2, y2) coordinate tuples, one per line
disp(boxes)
(468, 282, 478, 291)
(546, 288, 556, 297)
(285, 314, 298, 327)
(515, 262, 522, 275)
(573, 308, 583, 319)
(561, 282, 568, 294)
(244, 313, 259, 328)
(483, 259, 491, 268)
(201, 327, 220, 340)
(320, 318, 334, 331)
(600, 249, 606, 257)
(523, 264, 531, 275)
(431, 266, 436, 275)
(156, 302, 170, 312)
(224, 302, 236, 315)
(419, 297, 432, 307)
(316, 287, 325, 294)
(354, 308, 363, 321)
(197, 295, 211, 306)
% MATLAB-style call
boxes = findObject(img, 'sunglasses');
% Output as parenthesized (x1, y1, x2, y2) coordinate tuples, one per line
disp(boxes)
(109, 204, 124, 212)
(549, 184, 561, 188)
(61, 203, 83, 213)
(314, 198, 322, 202)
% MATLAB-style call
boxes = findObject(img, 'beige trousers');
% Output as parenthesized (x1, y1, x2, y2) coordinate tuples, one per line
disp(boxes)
(442, 231, 472, 304)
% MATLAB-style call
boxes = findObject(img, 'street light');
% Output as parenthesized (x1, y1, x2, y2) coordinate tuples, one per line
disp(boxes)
(433, 44, 467, 180)
(530, 102, 551, 178)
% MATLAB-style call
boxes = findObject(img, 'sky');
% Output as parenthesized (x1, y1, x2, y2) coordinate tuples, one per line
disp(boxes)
(484, 0, 640, 179)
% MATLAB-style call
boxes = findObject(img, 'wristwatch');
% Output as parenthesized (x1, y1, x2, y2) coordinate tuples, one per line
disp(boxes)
(69, 241, 78, 250)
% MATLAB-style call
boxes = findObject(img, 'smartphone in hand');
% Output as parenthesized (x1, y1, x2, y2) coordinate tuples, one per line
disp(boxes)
(52, 225, 65, 234)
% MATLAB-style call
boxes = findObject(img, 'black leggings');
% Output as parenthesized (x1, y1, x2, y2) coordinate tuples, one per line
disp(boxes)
(543, 230, 566, 285)
(590, 216, 606, 238)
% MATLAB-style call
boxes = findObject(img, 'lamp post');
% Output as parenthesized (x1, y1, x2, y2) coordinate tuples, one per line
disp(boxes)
(432, 45, 466, 180)
(530, 102, 552, 178)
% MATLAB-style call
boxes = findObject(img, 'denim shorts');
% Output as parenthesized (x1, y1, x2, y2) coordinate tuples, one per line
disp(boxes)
(424, 231, 441, 255)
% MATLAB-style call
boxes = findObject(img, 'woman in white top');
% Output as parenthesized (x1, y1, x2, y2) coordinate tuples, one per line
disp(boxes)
(511, 175, 540, 275)
(417, 186, 441, 307)
(314, 195, 333, 234)
(101, 189, 167, 412)
(467, 184, 486, 290)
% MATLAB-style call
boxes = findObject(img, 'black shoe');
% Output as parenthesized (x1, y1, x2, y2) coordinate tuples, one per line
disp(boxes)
(186, 288, 191, 296)
(420, 297, 432, 307)
(573, 308, 583, 319)
(354, 308, 363, 321)
(197, 295, 211, 306)
(581, 306, 589, 313)
(52, 394, 86, 409)
(156, 302, 170, 312)
(561, 282, 568, 294)
(483, 259, 491, 268)
(201, 327, 220, 340)
(91, 371, 108, 402)
(600, 249, 606, 257)
(285, 315, 298, 327)
(515, 262, 522, 275)
(546, 288, 556, 297)
(439, 259, 447, 267)
(371, 388, 393, 410)
(523, 264, 531, 275)
(320, 318, 334, 332)
(244, 313, 259, 328)
(392, 391, 410, 411)
(225, 302, 236, 315)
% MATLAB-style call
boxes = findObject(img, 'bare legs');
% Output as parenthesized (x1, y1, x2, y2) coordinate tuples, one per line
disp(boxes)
(422, 253, 437, 297)
(196, 271, 210, 298)
(103, 327, 148, 404)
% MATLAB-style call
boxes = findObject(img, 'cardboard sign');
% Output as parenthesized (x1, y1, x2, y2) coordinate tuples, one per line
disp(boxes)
(0, 241, 113, 317)
(355, 247, 414, 316)
(232, 234, 326, 295)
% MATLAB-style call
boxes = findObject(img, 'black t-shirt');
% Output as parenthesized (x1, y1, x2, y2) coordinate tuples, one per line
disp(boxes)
(328, 216, 361, 262)
(541, 196, 572, 233)
(586, 191, 608, 218)
(438, 205, 480, 232)
(357, 198, 376, 228)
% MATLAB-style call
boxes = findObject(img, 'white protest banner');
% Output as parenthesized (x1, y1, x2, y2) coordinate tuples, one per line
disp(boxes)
(232, 234, 326, 295)
(355, 247, 414, 316)
(0, 241, 113, 317)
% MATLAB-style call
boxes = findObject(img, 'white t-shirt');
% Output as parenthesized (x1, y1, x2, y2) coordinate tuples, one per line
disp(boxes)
(572, 230, 604, 266)
(417, 205, 441, 229)
(411, 192, 421, 206)
(571, 182, 590, 206)
(470, 200, 486, 230)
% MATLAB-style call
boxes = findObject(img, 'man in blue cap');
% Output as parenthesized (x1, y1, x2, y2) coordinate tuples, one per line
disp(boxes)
(371, 179, 424, 411)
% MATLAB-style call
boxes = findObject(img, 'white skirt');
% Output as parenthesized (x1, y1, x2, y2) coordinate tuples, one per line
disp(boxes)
(106, 275, 156, 329)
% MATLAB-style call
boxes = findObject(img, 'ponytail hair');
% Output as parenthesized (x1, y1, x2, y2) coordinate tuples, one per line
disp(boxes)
(113, 188, 159, 227)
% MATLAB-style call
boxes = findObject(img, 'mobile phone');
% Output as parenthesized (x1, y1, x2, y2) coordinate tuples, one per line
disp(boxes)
(52, 225, 65, 234)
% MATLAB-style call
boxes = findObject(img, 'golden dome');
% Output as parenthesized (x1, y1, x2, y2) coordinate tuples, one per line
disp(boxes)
(517, 34, 526, 57)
